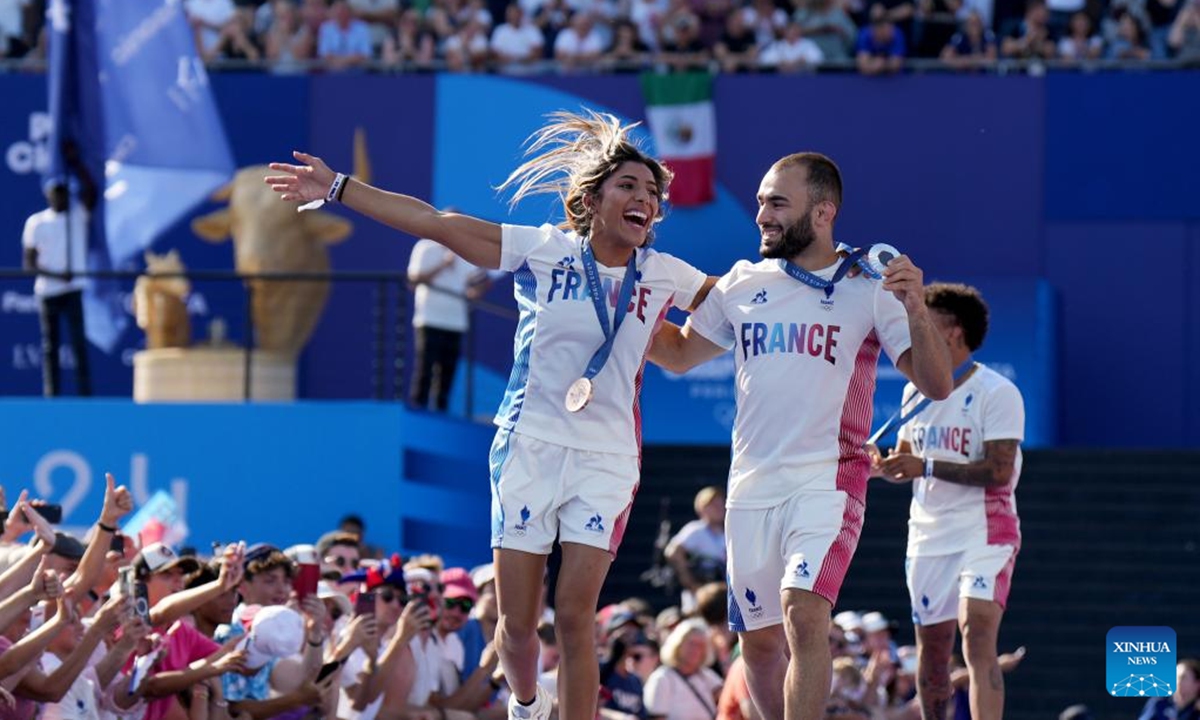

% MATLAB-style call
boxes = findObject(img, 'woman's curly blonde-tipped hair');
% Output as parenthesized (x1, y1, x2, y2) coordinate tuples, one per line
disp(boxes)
(497, 110, 673, 244)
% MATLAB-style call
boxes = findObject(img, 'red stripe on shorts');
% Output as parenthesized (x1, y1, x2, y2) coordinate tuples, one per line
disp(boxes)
(812, 495, 865, 606)
(991, 547, 1018, 609)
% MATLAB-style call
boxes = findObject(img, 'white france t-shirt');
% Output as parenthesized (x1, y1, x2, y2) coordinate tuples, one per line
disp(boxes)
(687, 258, 911, 508)
(898, 363, 1025, 557)
(495, 224, 706, 457)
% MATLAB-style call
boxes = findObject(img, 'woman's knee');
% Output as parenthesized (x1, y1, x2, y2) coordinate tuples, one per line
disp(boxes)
(497, 612, 538, 643)
(553, 601, 596, 643)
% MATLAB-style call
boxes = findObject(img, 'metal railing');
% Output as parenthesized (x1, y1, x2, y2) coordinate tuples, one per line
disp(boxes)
(1, 55, 1197, 75)
(0, 268, 517, 417)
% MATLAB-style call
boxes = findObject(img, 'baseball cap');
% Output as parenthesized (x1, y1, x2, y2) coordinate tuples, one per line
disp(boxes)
(316, 581, 353, 618)
(241, 605, 305, 669)
(51, 531, 86, 560)
(861, 611, 891, 633)
(605, 609, 640, 635)
(404, 567, 437, 592)
(833, 611, 863, 632)
(244, 543, 282, 565)
(134, 542, 201, 578)
(340, 559, 405, 590)
(440, 567, 477, 601)
(284, 544, 319, 565)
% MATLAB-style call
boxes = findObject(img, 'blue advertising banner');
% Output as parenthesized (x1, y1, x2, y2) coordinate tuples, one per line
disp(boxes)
(0, 400, 495, 568)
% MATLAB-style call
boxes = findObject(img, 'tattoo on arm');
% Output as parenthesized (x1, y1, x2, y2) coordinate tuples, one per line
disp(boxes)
(931, 440, 1019, 488)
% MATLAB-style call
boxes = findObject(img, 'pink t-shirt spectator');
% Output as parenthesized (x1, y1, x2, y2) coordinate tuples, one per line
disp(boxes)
(142, 622, 221, 720)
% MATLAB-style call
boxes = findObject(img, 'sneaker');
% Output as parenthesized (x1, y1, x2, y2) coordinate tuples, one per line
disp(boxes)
(507, 685, 551, 720)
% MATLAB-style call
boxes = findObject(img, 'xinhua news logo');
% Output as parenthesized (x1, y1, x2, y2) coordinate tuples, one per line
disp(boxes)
(1107, 627, 1176, 698)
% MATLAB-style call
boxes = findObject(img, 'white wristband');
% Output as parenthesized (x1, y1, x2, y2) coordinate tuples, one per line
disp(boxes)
(924, 456, 935, 479)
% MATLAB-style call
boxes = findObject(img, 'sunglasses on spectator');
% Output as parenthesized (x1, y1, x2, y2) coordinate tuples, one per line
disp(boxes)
(324, 555, 359, 569)
(379, 588, 403, 604)
(444, 597, 474, 612)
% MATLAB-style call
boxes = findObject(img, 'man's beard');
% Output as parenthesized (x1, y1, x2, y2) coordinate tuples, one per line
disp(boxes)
(760, 208, 817, 259)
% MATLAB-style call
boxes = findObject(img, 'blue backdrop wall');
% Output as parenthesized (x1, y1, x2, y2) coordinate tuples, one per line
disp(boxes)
(0, 399, 496, 568)
(1, 72, 1198, 447)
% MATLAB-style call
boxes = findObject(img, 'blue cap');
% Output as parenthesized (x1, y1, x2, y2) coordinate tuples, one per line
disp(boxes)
(340, 559, 405, 589)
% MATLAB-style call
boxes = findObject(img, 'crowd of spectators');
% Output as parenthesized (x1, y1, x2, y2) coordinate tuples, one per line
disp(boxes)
(0, 477, 1047, 720)
(1, 0, 1198, 73)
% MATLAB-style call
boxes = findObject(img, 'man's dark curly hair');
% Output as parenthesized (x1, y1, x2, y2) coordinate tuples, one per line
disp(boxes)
(925, 282, 989, 352)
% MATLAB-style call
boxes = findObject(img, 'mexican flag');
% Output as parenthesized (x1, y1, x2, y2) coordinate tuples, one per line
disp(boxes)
(640, 72, 716, 207)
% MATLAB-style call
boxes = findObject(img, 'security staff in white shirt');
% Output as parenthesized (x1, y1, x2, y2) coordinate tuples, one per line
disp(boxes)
(21, 141, 97, 397)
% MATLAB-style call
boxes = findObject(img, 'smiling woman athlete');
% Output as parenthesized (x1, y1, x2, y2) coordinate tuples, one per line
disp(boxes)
(266, 111, 714, 720)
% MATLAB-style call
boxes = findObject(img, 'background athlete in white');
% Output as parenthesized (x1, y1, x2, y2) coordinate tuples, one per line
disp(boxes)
(265, 111, 712, 720)
(871, 283, 1024, 720)
(650, 152, 953, 720)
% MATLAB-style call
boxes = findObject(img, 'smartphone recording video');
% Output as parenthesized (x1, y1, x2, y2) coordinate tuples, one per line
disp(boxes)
(133, 581, 151, 622)
(354, 591, 376, 617)
(294, 563, 320, 600)
(118, 566, 136, 600)
(24, 503, 63, 524)
(316, 658, 345, 683)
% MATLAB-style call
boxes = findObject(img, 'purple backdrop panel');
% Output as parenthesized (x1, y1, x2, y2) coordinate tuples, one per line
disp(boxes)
(714, 75, 1046, 280)
(304, 75, 437, 399)
(1045, 221, 1188, 446)
(1045, 72, 1200, 221)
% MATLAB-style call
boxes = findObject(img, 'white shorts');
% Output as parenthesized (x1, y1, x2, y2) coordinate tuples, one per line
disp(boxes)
(727, 489, 864, 632)
(489, 429, 640, 556)
(906, 544, 1018, 626)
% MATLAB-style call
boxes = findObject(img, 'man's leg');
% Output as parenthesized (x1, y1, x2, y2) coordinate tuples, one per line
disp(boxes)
(432, 329, 462, 412)
(739, 624, 788, 720)
(960, 598, 1005, 720)
(38, 294, 62, 397)
(409, 325, 434, 408)
(727, 505, 789, 720)
(915, 621, 957, 720)
(780, 588, 832, 720)
(64, 291, 90, 396)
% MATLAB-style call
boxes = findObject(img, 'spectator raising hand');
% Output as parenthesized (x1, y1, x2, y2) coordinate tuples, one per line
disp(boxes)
(3, 490, 57, 546)
(93, 593, 133, 635)
(341, 612, 381, 658)
(219, 542, 247, 590)
(32, 556, 65, 601)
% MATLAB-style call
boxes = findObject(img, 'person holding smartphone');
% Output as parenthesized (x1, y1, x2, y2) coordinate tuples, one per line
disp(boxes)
(338, 567, 428, 720)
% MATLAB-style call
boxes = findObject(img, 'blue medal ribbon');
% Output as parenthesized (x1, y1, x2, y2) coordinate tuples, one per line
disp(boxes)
(781, 248, 868, 299)
(865, 357, 978, 446)
(579, 240, 638, 382)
